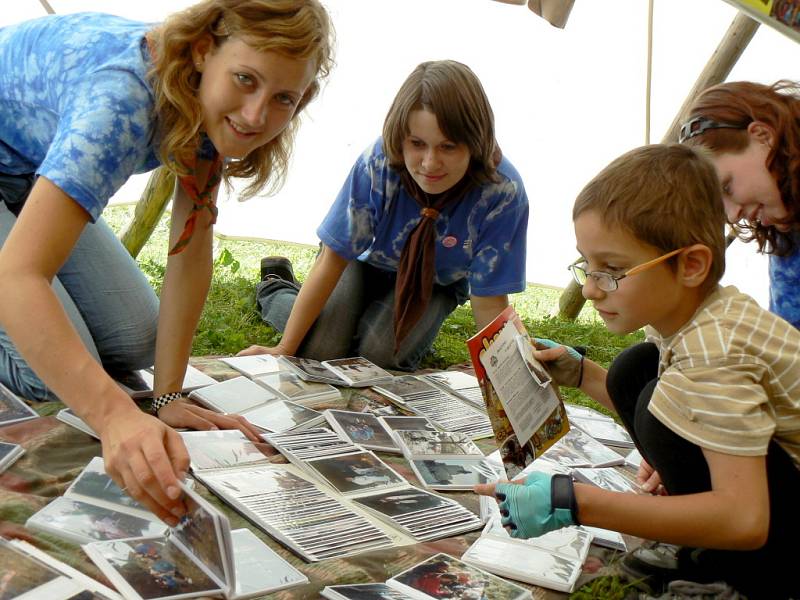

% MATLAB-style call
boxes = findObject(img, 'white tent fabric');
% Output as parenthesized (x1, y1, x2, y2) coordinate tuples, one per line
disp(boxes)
(4, 0, 794, 307)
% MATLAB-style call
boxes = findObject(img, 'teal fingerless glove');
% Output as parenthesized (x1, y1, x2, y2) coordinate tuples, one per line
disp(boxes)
(533, 338, 585, 388)
(496, 472, 578, 539)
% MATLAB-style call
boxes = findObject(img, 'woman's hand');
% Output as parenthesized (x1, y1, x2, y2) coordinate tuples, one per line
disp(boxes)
(157, 398, 263, 442)
(236, 343, 290, 357)
(637, 458, 667, 495)
(100, 407, 190, 527)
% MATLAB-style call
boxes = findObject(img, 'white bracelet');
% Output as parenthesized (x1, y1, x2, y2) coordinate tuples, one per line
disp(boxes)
(152, 391, 182, 415)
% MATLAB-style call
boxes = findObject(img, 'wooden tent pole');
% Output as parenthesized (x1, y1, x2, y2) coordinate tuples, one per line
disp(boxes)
(556, 10, 759, 320)
(119, 168, 176, 258)
(662, 11, 760, 143)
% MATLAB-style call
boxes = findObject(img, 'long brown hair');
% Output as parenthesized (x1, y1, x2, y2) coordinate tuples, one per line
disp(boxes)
(683, 80, 800, 255)
(148, 0, 334, 198)
(382, 60, 499, 186)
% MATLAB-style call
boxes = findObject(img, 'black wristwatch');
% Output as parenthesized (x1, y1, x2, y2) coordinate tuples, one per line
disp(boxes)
(551, 474, 580, 523)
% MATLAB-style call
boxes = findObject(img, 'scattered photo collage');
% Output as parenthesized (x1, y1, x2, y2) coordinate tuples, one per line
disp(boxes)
(324, 553, 532, 600)
(373, 375, 494, 440)
(262, 426, 484, 543)
(195, 462, 397, 562)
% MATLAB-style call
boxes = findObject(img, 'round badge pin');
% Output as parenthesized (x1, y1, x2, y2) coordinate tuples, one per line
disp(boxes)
(442, 235, 458, 248)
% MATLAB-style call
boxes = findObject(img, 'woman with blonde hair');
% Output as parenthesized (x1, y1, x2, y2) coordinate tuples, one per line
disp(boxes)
(0, 0, 333, 523)
(242, 60, 529, 370)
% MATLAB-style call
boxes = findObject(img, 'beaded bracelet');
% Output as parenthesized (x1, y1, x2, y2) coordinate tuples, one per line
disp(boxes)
(151, 391, 183, 415)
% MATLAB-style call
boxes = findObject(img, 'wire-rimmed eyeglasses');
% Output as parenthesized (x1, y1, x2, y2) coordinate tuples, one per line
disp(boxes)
(568, 247, 687, 292)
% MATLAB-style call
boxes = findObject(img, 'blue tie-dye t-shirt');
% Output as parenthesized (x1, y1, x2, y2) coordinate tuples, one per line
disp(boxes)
(0, 13, 160, 222)
(317, 139, 529, 297)
(769, 232, 800, 329)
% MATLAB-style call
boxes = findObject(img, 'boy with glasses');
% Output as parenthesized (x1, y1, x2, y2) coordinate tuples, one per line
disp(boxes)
(475, 144, 800, 598)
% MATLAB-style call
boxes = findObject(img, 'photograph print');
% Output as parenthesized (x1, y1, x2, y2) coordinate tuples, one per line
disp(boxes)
(306, 451, 404, 495)
(352, 488, 451, 518)
(326, 410, 397, 450)
(86, 537, 220, 600)
(32, 497, 166, 543)
(391, 553, 530, 600)
(0, 381, 39, 425)
(412, 458, 497, 489)
(169, 484, 227, 585)
(69, 457, 146, 512)
(0, 539, 62, 598)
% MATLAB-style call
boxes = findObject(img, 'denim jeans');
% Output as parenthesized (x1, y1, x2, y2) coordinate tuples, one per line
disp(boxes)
(256, 260, 466, 371)
(0, 173, 158, 400)
(607, 342, 799, 598)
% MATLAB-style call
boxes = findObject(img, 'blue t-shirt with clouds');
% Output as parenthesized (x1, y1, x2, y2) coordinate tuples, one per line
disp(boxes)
(769, 231, 800, 329)
(0, 12, 160, 222)
(317, 139, 529, 297)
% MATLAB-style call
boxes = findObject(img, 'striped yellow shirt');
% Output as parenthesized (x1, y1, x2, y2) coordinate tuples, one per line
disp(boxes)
(647, 286, 800, 468)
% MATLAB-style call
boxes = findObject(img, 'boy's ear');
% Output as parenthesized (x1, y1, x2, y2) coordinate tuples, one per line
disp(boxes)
(679, 244, 713, 288)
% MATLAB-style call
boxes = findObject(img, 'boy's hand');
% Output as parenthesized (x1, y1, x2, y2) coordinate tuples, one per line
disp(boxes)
(533, 338, 584, 387)
(474, 472, 577, 539)
(637, 458, 667, 495)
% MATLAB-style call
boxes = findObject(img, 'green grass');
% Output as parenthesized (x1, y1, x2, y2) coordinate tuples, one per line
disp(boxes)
(104, 204, 644, 413)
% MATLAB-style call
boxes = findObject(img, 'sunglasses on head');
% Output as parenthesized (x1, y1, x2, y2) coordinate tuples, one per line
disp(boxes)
(679, 116, 742, 143)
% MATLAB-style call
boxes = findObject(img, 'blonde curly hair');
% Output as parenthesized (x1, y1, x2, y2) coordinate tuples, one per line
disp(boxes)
(148, 0, 334, 198)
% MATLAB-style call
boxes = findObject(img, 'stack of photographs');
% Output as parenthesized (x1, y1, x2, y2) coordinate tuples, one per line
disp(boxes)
(392, 430, 500, 491)
(26, 457, 168, 545)
(278, 355, 347, 385)
(194, 462, 396, 562)
(219, 354, 281, 378)
(254, 370, 342, 408)
(570, 416, 635, 448)
(461, 516, 592, 593)
(188, 376, 325, 433)
(324, 409, 401, 453)
(373, 376, 494, 440)
(56, 407, 99, 439)
(84, 480, 309, 600)
(116, 364, 217, 400)
(0, 381, 39, 427)
(180, 429, 273, 473)
(571, 467, 639, 493)
(266, 429, 482, 543)
(0, 536, 122, 600)
(262, 427, 362, 462)
(424, 370, 486, 410)
(377, 414, 439, 434)
(279, 355, 393, 388)
(322, 583, 414, 599)
(388, 553, 531, 600)
(84, 481, 231, 600)
(319, 357, 393, 387)
(352, 487, 482, 542)
(322, 553, 532, 599)
(540, 427, 625, 468)
(0, 440, 24, 474)
(301, 450, 408, 497)
(565, 404, 635, 448)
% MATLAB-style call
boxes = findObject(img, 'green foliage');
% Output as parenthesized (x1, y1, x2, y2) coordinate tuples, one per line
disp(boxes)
(570, 575, 641, 599)
(104, 203, 644, 407)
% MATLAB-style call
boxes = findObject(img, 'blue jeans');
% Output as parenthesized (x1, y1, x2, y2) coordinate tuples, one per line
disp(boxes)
(256, 260, 466, 371)
(0, 174, 158, 400)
